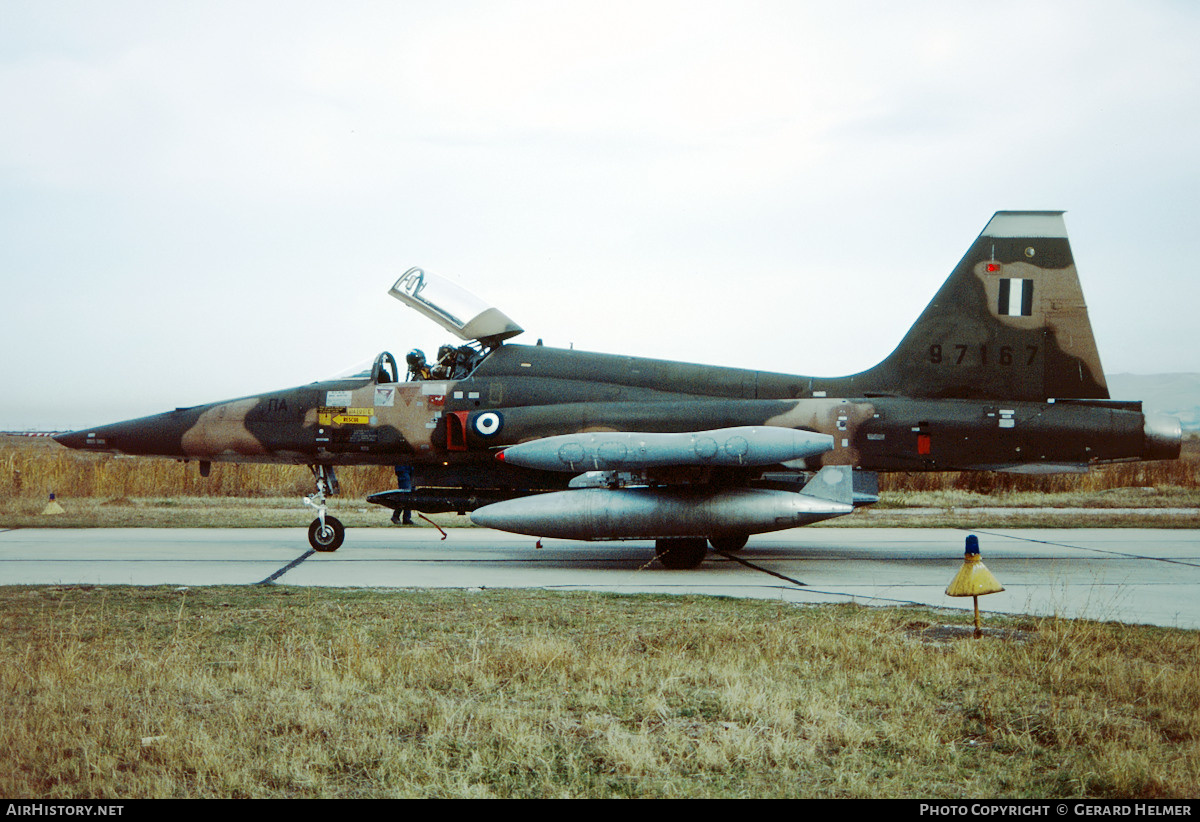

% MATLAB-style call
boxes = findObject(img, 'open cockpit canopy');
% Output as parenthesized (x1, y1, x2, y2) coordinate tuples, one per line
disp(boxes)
(389, 267, 523, 348)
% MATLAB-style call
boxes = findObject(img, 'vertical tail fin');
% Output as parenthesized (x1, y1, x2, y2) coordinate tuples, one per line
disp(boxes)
(839, 211, 1109, 401)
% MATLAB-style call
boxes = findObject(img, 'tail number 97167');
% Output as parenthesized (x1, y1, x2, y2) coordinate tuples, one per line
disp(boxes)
(929, 344, 1038, 366)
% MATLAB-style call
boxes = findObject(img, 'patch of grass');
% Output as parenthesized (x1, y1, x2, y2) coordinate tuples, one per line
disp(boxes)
(839, 509, 1200, 529)
(5, 494, 1199, 530)
(0, 496, 469, 530)
(4, 435, 1197, 504)
(4, 434, 1198, 529)
(874, 486, 1200, 510)
(876, 434, 1200, 495)
(1, 435, 397, 500)
(1, 587, 1197, 798)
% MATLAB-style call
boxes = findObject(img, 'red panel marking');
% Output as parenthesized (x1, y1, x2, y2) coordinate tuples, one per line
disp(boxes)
(446, 411, 469, 451)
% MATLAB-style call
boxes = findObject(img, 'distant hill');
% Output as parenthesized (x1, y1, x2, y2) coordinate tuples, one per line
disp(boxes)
(1107, 373, 1200, 430)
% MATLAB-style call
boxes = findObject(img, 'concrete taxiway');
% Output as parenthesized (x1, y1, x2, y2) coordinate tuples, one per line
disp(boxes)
(2, 527, 1198, 629)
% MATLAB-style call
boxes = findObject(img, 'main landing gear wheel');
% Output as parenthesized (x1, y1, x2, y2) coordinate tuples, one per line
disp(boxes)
(308, 516, 345, 552)
(655, 537, 708, 570)
(709, 535, 748, 553)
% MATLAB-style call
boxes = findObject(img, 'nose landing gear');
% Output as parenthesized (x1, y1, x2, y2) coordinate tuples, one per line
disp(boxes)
(304, 465, 344, 552)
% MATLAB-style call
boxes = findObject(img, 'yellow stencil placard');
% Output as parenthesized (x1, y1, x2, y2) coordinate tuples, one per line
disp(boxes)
(318, 407, 376, 426)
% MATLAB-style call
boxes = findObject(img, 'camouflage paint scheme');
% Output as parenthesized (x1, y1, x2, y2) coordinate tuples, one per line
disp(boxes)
(55, 212, 1181, 559)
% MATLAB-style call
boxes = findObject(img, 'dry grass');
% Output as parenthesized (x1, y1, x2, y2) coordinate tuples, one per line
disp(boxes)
(3, 435, 1198, 530)
(4, 496, 1198, 530)
(877, 435, 1200, 495)
(0, 495, 470, 530)
(1, 435, 393, 501)
(878, 457, 1200, 495)
(1, 587, 1197, 798)
(4, 435, 1198, 501)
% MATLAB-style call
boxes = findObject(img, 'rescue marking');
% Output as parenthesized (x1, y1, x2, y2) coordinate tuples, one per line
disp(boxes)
(318, 407, 375, 426)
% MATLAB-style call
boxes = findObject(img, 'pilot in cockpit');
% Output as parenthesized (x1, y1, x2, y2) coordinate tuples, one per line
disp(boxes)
(433, 344, 462, 379)
(430, 344, 479, 380)
(406, 349, 431, 381)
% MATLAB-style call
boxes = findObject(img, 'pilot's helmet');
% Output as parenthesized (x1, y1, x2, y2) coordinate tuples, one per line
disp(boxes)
(406, 349, 426, 367)
(437, 344, 456, 363)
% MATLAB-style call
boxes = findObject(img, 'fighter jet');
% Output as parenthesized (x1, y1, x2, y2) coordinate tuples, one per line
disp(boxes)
(55, 211, 1181, 568)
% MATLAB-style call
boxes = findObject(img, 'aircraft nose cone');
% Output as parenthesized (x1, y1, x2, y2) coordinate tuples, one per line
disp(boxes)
(53, 430, 91, 449)
(53, 426, 127, 452)
(51, 411, 190, 456)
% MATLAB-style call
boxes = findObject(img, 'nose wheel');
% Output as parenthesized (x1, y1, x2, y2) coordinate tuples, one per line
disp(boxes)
(304, 464, 344, 552)
(307, 516, 345, 552)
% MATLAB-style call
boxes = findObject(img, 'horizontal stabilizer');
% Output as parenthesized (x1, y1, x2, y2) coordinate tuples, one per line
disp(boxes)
(799, 465, 854, 506)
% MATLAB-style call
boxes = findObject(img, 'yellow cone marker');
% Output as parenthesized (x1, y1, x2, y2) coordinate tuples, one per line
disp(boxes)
(41, 492, 65, 516)
(945, 535, 1004, 637)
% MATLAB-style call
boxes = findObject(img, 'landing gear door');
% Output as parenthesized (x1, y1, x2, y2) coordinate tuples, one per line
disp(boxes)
(389, 268, 524, 347)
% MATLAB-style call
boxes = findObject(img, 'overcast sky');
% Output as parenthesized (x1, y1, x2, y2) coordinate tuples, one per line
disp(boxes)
(3, 0, 1199, 430)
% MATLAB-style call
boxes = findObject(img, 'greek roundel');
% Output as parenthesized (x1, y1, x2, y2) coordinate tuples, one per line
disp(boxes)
(473, 412, 503, 437)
